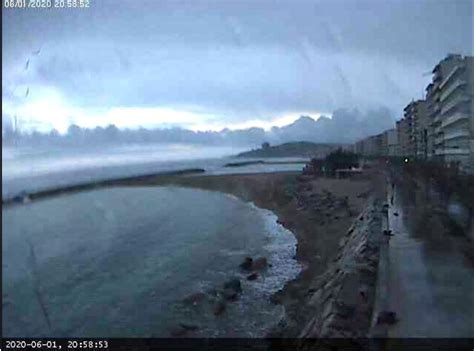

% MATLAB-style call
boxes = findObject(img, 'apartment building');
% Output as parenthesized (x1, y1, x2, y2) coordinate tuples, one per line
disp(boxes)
(425, 82, 438, 159)
(396, 118, 410, 157)
(379, 131, 388, 157)
(354, 133, 384, 157)
(431, 54, 473, 172)
(352, 54, 473, 173)
(403, 100, 428, 159)
(386, 128, 398, 156)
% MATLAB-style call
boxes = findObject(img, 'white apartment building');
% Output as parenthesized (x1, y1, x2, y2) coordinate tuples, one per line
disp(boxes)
(430, 54, 473, 173)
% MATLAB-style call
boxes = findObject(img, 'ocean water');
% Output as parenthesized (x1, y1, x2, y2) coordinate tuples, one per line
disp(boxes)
(2, 144, 305, 199)
(2, 186, 301, 337)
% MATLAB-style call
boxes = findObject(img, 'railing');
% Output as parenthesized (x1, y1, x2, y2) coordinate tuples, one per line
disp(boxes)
(441, 112, 469, 128)
(440, 78, 467, 102)
(439, 64, 464, 89)
(443, 129, 470, 141)
(442, 147, 470, 155)
(441, 95, 470, 115)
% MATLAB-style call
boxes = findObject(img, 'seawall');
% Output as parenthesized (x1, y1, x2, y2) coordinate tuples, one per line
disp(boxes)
(298, 198, 384, 349)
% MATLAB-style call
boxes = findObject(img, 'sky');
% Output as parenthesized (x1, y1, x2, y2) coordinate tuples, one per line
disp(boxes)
(2, 0, 473, 134)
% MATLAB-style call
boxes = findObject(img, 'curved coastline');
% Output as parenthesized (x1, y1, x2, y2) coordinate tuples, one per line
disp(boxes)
(2, 170, 373, 338)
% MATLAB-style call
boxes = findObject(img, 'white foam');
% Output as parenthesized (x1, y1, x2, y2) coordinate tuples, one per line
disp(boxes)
(246, 202, 302, 296)
(220, 192, 302, 296)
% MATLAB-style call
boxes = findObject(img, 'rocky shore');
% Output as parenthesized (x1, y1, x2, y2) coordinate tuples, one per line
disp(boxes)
(137, 171, 383, 339)
(6, 169, 385, 340)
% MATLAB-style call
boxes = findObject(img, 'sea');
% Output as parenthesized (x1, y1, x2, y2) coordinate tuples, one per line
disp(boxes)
(2, 143, 304, 337)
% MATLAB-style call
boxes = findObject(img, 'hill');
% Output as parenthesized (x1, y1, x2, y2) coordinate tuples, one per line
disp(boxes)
(236, 141, 345, 158)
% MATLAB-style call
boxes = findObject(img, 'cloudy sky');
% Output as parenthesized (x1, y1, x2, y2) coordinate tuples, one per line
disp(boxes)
(2, 0, 472, 133)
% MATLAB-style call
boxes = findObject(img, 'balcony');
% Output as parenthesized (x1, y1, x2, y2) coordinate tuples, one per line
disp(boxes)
(434, 135, 444, 145)
(440, 78, 467, 102)
(441, 112, 470, 128)
(439, 64, 464, 89)
(441, 94, 470, 115)
(433, 113, 443, 124)
(443, 129, 470, 141)
(442, 147, 470, 155)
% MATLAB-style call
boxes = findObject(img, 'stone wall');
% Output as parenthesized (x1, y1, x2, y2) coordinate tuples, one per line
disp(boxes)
(298, 199, 384, 349)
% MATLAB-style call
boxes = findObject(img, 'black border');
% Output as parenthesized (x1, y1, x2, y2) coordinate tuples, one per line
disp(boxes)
(2, 338, 474, 351)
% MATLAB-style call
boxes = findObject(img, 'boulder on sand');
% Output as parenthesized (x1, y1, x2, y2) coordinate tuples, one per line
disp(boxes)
(246, 272, 259, 281)
(216, 278, 242, 302)
(239, 257, 253, 271)
(222, 288, 239, 301)
(252, 257, 268, 270)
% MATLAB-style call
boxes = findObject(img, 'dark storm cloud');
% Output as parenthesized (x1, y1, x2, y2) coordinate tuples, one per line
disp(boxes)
(2, 0, 472, 128)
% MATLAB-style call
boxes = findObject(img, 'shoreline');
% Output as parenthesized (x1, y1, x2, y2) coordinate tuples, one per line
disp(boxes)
(153, 172, 373, 337)
(3, 170, 374, 337)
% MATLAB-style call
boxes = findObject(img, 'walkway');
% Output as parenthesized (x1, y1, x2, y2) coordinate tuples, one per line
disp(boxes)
(385, 183, 474, 337)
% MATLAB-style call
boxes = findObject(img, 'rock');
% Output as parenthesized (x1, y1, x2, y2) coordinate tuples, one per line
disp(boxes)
(223, 278, 242, 293)
(246, 272, 259, 281)
(270, 290, 283, 305)
(376, 311, 398, 325)
(239, 257, 253, 271)
(213, 300, 226, 316)
(222, 288, 239, 301)
(252, 257, 268, 270)
(182, 292, 206, 306)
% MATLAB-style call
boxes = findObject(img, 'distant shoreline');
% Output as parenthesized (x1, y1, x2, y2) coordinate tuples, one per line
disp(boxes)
(236, 141, 344, 158)
(2, 168, 205, 207)
(224, 160, 308, 167)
